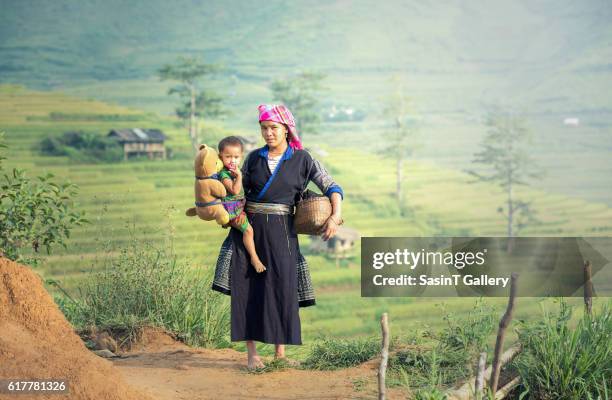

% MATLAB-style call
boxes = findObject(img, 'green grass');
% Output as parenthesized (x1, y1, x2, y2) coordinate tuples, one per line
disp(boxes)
(301, 336, 381, 370)
(514, 301, 612, 400)
(388, 300, 497, 390)
(52, 236, 230, 348)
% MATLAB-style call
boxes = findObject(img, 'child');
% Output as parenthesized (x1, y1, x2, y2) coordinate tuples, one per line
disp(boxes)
(217, 136, 266, 273)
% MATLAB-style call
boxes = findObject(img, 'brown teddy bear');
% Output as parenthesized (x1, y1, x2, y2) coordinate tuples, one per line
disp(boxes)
(185, 144, 230, 226)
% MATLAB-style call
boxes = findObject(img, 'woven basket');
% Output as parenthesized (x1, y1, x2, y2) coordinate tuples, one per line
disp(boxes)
(294, 190, 332, 235)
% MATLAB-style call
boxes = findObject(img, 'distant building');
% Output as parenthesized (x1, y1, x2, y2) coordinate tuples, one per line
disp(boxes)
(563, 118, 580, 127)
(107, 128, 167, 160)
(235, 135, 258, 153)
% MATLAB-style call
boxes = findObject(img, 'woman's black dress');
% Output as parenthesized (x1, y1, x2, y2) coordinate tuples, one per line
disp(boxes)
(224, 145, 342, 345)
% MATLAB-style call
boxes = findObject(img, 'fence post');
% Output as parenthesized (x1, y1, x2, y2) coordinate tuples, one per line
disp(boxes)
(378, 312, 390, 400)
(489, 273, 518, 394)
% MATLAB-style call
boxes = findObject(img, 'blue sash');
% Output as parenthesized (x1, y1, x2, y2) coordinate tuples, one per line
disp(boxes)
(255, 146, 290, 201)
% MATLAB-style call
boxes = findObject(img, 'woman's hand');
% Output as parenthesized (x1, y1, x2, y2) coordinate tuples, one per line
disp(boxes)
(320, 214, 342, 241)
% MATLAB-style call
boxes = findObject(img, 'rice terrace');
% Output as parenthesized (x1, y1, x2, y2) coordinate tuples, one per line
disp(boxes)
(1, 1, 612, 399)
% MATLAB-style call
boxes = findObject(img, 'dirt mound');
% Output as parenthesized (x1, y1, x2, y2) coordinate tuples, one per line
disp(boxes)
(123, 326, 189, 353)
(0, 257, 155, 400)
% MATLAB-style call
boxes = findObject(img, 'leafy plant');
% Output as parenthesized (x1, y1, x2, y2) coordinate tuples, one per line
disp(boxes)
(0, 132, 88, 264)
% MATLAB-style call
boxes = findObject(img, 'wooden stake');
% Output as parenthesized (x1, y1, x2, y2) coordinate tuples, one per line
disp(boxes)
(378, 312, 390, 400)
(475, 352, 487, 400)
(584, 260, 593, 316)
(489, 273, 518, 394)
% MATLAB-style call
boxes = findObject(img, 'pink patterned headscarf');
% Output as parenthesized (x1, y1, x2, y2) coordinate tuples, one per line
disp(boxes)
(258, 104, 303, 150)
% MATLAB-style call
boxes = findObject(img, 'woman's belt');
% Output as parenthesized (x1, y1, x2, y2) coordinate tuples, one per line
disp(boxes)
(245, 201, 293, 215)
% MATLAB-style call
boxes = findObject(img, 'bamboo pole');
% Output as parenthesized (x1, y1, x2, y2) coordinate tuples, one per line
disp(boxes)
(584, 260, 593, 316)
(475, 352, 487, 400)
(494, 376, 521, 400)
(378, 313, 390, 400)
(489, 273, 518, 393)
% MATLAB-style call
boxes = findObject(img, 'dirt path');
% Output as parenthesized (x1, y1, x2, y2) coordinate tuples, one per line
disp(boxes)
(0, 257, 410, 400)
(112, 344, 410, 400)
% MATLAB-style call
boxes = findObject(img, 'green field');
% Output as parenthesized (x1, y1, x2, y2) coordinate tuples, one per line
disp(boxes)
(2, 85, 611, 359)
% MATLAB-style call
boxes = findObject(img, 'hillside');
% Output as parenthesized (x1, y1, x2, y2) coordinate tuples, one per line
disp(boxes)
(1, 0, 612, 115)
(1, 86, 611, 358)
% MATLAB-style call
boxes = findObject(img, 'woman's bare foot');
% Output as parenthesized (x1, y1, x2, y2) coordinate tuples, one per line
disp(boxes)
(247, 354, 265, 370)
(273, 344, 299, 366)
(251, 259, 267, 273)
(273, 355, 300, 367)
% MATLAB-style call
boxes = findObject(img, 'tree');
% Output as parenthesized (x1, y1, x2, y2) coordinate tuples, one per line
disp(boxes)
(382, 78, 419, 217)
(0, 132, 88, 265)
(467, 108, 541, 250)
(174, 90, 227, 121)
(270, 71, 327, 141)
(158, 56, 222, 152)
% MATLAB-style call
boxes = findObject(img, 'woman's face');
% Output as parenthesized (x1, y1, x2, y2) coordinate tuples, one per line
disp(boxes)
(260, 120, 287, 149)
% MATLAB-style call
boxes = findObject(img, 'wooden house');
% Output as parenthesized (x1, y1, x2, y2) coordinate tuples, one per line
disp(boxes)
(107, 128, 167, 160)
(309, 226, 360, 255)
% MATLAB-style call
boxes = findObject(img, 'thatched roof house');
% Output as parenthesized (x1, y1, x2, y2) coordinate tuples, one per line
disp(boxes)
(107, 128, 167, 160)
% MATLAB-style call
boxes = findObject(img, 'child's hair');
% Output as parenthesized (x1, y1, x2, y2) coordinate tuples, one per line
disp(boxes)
(218, 136, 244, 153)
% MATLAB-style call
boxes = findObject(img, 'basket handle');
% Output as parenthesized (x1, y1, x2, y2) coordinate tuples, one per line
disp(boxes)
(297, 160, 314, 201)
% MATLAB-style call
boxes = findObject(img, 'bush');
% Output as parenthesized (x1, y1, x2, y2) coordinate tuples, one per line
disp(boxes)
(38, 131, 123, 163)
(53, 238, 230, 348)
(514, 301, 611, 400)
(39, 136, 67, 156)
(0, 132, 88, 264)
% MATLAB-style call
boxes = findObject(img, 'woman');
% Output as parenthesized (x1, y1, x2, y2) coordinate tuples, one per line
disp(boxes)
(212, 104, 343, 369)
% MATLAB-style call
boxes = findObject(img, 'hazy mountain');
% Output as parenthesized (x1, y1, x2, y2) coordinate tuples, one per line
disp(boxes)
(1, 0, 611, 114)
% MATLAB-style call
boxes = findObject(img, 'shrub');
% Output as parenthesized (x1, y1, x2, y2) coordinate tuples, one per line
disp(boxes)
(0, 132, 88, 264)
(514, 301, 611, 400)
(38, 131, 123, 163)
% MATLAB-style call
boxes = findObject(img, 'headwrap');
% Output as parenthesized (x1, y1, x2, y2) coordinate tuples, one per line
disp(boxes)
(258, 104, 303, 150)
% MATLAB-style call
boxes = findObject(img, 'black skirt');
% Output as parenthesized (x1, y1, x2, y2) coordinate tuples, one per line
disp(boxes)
(229, 212, 303, 345)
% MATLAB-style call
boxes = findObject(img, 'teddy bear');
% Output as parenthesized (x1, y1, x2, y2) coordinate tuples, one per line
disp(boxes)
(185, 144, 230, 226)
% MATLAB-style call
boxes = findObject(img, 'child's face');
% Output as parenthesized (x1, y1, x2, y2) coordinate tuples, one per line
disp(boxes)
(220, 145, 242, 170)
